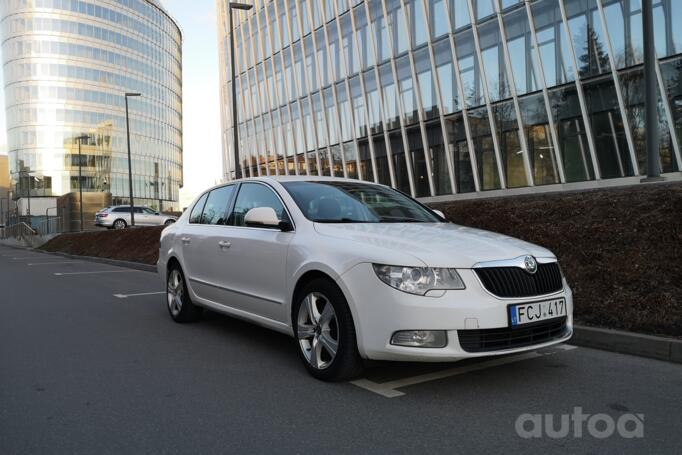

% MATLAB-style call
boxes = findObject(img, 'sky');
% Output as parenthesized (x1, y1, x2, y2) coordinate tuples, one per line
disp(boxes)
(162, 0, 224, 208)
(0, 0, 224, 209)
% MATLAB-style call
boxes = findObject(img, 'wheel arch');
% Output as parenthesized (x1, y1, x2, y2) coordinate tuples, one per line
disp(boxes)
(291, 270, 336, 310)
(166, 255, 181, 275)
(290, 268, 366, 359)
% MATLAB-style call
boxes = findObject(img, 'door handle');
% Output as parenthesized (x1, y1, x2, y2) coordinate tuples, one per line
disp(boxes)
(218, 240, 231, 249)
(181, 236, 191, 245)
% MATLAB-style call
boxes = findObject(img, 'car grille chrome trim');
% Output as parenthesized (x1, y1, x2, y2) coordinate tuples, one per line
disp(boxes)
(473, 262, 563, 298)
(457, 317, 569, 353)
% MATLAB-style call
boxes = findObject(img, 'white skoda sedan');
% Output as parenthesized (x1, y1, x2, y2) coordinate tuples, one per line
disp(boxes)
(158, 177, 573, 381)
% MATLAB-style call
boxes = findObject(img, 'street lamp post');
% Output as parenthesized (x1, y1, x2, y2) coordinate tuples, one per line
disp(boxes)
(17, 169, 32, 224)
(76, 134, 89, 231)
(26, 173, 31, 221)
(228, 1, 252, 180)
(125, 92, 141, 226)
(642, 0, 663, 181)
(6, 191, 10, 225)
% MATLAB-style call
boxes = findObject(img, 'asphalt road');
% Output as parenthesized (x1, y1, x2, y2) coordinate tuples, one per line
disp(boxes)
(1, 245, 680, 454)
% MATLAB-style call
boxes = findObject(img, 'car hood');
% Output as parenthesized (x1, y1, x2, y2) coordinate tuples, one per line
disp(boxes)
(313, 222, 554, 268)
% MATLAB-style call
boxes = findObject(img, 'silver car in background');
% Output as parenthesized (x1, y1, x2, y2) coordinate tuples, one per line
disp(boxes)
(95, 205, 177, 229)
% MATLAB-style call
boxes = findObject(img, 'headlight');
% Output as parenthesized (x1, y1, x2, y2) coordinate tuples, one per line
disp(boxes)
(372, 264, 465, 295)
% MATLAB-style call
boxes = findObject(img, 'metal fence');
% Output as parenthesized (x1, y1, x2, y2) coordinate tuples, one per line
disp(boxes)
(36, 217, 63, 236)
(1, 222, 37, 240)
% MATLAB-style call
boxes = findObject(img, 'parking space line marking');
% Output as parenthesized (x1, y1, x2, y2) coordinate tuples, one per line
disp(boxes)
(113, 291, 164, 299)
(28, 261, 82, 266)
(12, 256, 47, 259)
(55, 270, 142, 276)
(350, 344, 578, 398)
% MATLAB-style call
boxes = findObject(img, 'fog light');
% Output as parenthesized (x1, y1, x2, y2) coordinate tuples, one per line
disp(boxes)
(390, 330, 447, 348)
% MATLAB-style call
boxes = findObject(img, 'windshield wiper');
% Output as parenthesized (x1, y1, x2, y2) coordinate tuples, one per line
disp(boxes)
(378, 216, 424, 223)
(314, 218, 374, 223)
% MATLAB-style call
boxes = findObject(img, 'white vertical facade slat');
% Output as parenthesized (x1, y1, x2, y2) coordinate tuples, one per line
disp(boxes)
(495, 0, 534, 187)
(558, 0, 601, 180)
(398, 0, 436, 196)
(380, 0, 418, 196)
(347, 1, 379, 182)
(362, 0, 398, 188)
(442, 0, 482, 192)
(418, 0, 457, 194)
(465, 0, 507, 189)
(595, 0, 639, 176)
(523, 0, 566, 183)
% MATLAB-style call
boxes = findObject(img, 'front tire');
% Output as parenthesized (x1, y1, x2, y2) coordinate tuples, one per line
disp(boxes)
(166, 264, 202, 323)
(293, 278, 363, 381)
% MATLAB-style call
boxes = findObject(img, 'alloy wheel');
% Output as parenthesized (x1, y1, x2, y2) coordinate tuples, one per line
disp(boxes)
(167, 268, 184, 317)
(297, 292, 339, 370)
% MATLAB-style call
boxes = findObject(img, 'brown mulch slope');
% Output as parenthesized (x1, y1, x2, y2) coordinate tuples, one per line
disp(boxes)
(40, 226, 163, 265)
(431, 182, 682, 338)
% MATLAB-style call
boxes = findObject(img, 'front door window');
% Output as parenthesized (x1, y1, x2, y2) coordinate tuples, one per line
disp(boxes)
(229, 183, 289, 227)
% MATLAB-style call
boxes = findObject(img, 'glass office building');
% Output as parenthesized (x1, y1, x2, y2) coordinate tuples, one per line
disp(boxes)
(218, 0, 681, 199)
(1, 0, 183, 209)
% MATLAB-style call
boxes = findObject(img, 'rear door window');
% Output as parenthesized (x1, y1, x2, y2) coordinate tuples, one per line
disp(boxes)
(200, 185, 236, 225)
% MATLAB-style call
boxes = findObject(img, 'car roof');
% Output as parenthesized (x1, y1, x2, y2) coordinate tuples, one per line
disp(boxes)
(219, 175, 386, 187)
(251, 175, 372, 183)
(191, 176, 390, 204)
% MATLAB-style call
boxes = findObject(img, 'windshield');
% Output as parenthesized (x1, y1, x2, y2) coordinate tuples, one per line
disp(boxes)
(281, 181, 442, 223)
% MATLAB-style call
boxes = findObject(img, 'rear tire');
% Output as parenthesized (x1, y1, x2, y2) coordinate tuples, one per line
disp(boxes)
(113, 219, 127, 229)
(166, 264, 202, 323)
(293, 278, 363, 381)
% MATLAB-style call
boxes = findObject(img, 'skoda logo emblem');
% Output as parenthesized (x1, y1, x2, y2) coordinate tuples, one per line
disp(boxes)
(523, 255, 538, 274)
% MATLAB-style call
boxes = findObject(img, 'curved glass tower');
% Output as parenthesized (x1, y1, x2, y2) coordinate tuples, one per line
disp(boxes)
(218, 0, 681, 199)
(1, 0, 183, 209)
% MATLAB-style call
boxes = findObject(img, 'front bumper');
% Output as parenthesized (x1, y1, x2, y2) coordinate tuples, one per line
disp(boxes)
(337, 263, 573, 362)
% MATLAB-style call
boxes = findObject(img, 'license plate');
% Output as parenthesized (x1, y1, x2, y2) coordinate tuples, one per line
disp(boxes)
(509, 298, 566, 326)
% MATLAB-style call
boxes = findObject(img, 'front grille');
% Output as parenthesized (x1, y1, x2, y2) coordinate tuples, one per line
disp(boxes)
(458, 317, 569, 353)
(474, 262, 563, 298)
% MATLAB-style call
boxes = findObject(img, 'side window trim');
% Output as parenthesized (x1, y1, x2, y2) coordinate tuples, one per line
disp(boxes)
(229, 181, 295, 231)
(224, 183, 239, 222)
(189, 192, 209, 224)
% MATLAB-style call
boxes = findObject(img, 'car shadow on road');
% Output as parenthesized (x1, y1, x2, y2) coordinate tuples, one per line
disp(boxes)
(173, 307, 575, 388)
(188, 309, 302, 363)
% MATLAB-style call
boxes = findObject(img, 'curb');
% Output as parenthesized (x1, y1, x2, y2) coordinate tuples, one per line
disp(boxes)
(572, 325, 682, 364)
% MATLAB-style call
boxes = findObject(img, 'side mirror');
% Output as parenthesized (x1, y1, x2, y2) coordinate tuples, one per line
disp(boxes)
(432, 209, 446, 219)
(244, 207, 283, 229)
